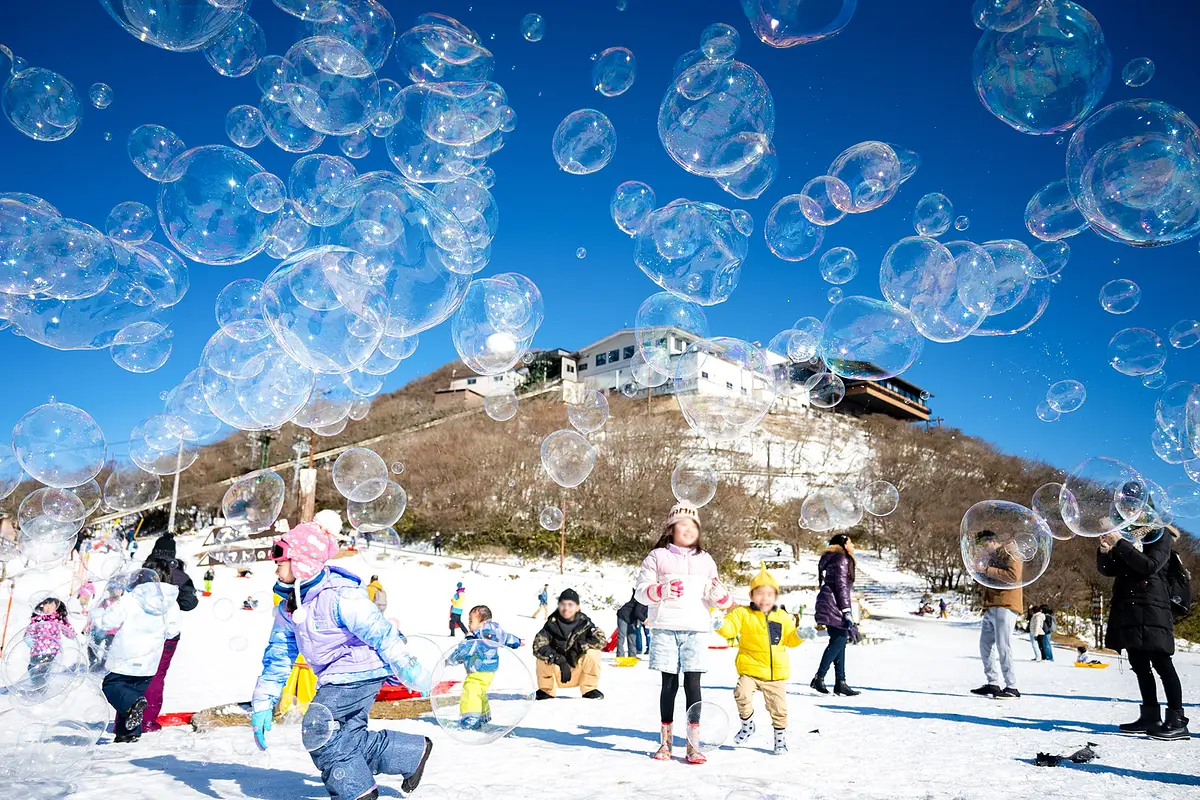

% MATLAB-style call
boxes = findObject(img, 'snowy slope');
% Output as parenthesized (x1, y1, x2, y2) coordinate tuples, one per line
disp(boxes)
(3, 535, 1198, 800)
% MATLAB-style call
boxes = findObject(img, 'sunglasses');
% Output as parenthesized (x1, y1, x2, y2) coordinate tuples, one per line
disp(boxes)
(270, 541, 290, 561)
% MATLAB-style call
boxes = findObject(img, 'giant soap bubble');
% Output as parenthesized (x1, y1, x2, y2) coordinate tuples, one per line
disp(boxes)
(541, 430, 596, 488)
(12, 401, 106, 488)
(99, 0, 247, 51)
(347, 480, 407, 531)
(568, 390, 610, 434)
(634, 200, 751, 306)
(765, 195, 824, 261)
(960, 500, 1053, 589)
(972, 0, 1111, 135)
(333, 448, 389, 502)
(552, 109, 616, 175)
(612, 181, 656, 236)
(828, 142, 902, 213)
(1065, 100, 1200, 247)
(1025, 179, 1089, 241)
(223, 470, 286, 534)
(658, 60, 773, 178)
(740, 0, 857, 47)
(1108, 328, 1166, 377)
(429, 636, 535, 745)
(127, 124, 187, 182)
(818, 296, 923, 381)
(635, 292, 709, 375)
(801, 485, 864, 531)
(674, 338, 775, 442)
(284, 36, 380, 136)
(672, 459, 718, 508)
(2, 66, 81, 142)
(451, 274, 541, 376)
(1060, 457, 1146, 537)
(862, 481, 899, 517)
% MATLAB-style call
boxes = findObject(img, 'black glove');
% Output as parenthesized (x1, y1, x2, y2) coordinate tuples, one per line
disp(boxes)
(554, 654, 572, 684)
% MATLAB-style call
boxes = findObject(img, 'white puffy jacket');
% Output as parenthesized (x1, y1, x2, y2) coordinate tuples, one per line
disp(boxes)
(635, 544, 732, 632)
(92, 582, 182, 677)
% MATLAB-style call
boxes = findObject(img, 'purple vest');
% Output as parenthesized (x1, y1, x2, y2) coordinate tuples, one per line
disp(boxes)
(287, 569, 387, 682)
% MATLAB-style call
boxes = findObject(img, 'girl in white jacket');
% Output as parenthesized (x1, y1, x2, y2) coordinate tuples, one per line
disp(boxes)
(90, 563, 182, 742)
(635, 503, 732, 764)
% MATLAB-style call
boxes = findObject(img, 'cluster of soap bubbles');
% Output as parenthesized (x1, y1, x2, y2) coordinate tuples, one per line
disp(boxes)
(800, 481, 898, 531)
(1, 46, 83, 142)
(634, 200, 752, 306)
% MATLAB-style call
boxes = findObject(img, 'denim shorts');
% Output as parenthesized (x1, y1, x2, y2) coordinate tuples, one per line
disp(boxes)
(649, 629, 705, 674)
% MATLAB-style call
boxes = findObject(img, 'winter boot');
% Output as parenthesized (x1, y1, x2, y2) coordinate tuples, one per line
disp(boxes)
(997, 687, 1021, 699)
(773, 728, 788, 755)
(651, 723, 673, 761)
(1148, 708, 1192, 741)
(459, 713, 484, 731)
(582, 689, 604, 699)
(1118, 703, 1160, 733)
(112, 733, 141, 744)
(401, 737, 433, 794)
(833, 682, 861, 697)
(685, 723, 707, 765)
(970, 684, 1001, 697)
(733, 716, 756, 745)
(810, 676, 829, 694)
(535, 689, 554, 700)
(124, 697, 147, 733)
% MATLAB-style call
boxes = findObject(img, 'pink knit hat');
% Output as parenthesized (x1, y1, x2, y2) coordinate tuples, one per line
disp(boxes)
(666, 502, 700, 528)
(273, 523, 339, 583)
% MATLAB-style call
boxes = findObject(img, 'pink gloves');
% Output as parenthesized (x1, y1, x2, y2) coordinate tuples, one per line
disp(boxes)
(647, 580, 685, 602)
(710, 578, 732, 609)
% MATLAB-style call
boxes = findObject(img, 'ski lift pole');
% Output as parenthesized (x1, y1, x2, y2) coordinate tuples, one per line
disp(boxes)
(0, 579, 15, 657)
(167, 440, 184, 535)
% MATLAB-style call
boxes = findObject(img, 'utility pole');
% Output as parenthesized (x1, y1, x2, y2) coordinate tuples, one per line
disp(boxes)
(166, 440, 184, 535)
(559, 499, 566, 576)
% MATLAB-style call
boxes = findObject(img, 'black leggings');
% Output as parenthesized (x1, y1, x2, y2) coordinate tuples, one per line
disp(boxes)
(660, 671, 701, 724)
(1127, 648, 1184, 709)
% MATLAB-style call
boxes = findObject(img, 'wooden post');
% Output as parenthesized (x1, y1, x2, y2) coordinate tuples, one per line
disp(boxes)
(166, 440, 184, 535)
(0, 579, 14, 656)
(559, 503, 566, 576)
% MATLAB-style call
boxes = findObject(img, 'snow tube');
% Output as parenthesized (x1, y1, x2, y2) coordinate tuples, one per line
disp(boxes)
(1074, 662, 1109, 669)
(613, 657, 640, 667)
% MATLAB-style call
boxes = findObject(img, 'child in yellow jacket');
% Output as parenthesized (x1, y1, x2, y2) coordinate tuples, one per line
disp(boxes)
(716, 564, 802, 755)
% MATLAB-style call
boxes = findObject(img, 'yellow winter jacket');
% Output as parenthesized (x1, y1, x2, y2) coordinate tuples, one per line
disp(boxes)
(716, 604, 802, 682)
(366, 580, 383, 602)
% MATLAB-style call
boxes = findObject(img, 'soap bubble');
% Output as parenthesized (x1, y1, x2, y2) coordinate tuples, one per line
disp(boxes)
(429, 638, 535, 745)
(395, 15, 493, 85)
(1031, 482, 1075, 541)
(223, 470, 286, 534)
(658, 60, 773, 178)
(913, 193, 953, 237)
(552, 109, 616, 175)
(715, 144, 777, 200)
(879, 236, 956, 310)
(903, 239, 995, 343)
(818, 247, 858, 285)
(1036, 401, 1060, 422)
(765, 195, 825, 261)
(309, 0, 396, 70)
(1143, 371, 1167, 390)
(685, 701, 730, 753)
(1046, 379, 1086, 413)
(592, 47, 636, 96)
(634, 200, 749, 306)
(540, 430, 596, 488)
(162, 371, 223, 443)
(977, 239, 1037, 314)
(435, 177, 499, 250)
(484, 391, 518, 422)
(819, 296, 923, 381)
(103, 463, 161, 512)
(521, 13, 545, 42)
(284, 36, 379, 136)
(333, 448, 388, 502)
(1108, 328, 1165, 376)
(539, 506, 563, 531)
(1029, 240, 1070, 278)
(674, 338, 775, 442)
(19, 485, 85, 535)
(1025, 179, 1088, 241)
(340, 129, 371, 159)
(89, 82, 113, 110)
(127, 124, 187, 181)
(1099, 279, 1140, 314)
(215, 278, 269, 342)
(1169, 320, 1200, 349)
(226, 105, 266, 148)
(111, 321, 173, 373)
(828, 141, 902, 213)
(1066, 100, 1200, 246)
(960, 501, 1053, 589)
(1122, 57, 1154, 88)
(245, 172, 286, 214)
(631, 351, 669, 389)
(98, 0, 245, 51)
(862, 481, 899, 517)
(972, 0, 1111, 135)
(700, 22, 740, 61)
(800, 486, 863, 531)
(261, 97, 325, 153)
(261, 245, 388, 374)
(635, 293, 709, 375)
(805, 371, 845, 408)
(288, 154, 357, 227)
(289, 373, 352, 430)
(574, 247, 587, 260)
(159, 145, 277, 265)
(452, 275, 541, 376)
(799, 176, 851, 226)
(297, 702, 338, 752)
(568, 390, 609, 434)
(955, 215, 970, 231)
(611, 181, 656, 235)
(105, 201, 156, 245)
(12, 401, 106, 489)
(973, 0, 1041, 32)
(347, 480, 407, 531)
(203, 13, 265, 77)
(671, 459, 718, 507)
(740, 0, 856, 47)
(2, 67, 81, 142)
(0, 627, 92, 709)
(1060, 457, 1146, 537)
(384, 84, 495, 183)
(1166, 483, 1200, 520)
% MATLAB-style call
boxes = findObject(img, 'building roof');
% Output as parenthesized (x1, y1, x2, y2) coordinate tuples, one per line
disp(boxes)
(573, 326, 703, 357)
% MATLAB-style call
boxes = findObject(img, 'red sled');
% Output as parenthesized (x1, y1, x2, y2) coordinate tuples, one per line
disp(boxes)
(603, 630, 618, 653)
(376, 683, 426, 702)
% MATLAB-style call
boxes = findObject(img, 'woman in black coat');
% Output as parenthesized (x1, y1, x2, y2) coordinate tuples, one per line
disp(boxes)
(1097, 530, 1189, 740)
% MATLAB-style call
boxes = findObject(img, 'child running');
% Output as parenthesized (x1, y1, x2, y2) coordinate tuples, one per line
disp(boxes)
(636, 502, 733, 764)
(25, 597, 77, 690)
(449, 582, 467, 636)
(716, 564, 802, 755)
(251, 522, 433, 800)
(447, 605, 523, 730)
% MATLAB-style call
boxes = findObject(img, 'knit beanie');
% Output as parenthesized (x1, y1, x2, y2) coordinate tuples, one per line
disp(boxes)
(276, 523, 339, 583)
(149, 534, 176, 560)
(749, 562, 779, 592)
(312, 509, 343, 537)
(558, 588, 580, 604)
(666, 502, 700, 528)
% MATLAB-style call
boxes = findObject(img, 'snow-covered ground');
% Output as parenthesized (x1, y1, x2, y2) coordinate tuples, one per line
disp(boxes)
(3, 534, 1198, 800)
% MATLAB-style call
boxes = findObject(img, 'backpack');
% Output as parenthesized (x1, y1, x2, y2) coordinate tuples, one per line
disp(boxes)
(1045, 614, 1056, 635)
(1165, 551, 1193, 620)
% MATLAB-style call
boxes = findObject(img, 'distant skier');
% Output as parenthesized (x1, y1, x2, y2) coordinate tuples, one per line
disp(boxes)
(449, 583, 468, 636)
(203, 568, 214, 595)
(532, 584, 550, 620)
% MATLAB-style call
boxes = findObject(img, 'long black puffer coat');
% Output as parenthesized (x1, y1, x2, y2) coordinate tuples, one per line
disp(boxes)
(1097, 534, 1175, 655)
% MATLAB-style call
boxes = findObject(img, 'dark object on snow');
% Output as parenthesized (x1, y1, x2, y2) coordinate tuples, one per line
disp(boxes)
(808, 729, 820, 734)
(1035, 753, 1063, 767)
(1035, 743, 1099, 767)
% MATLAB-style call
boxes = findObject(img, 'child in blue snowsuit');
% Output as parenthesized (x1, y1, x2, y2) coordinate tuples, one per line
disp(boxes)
(251, 524, 433, 800)
(448, 605, 522, 730)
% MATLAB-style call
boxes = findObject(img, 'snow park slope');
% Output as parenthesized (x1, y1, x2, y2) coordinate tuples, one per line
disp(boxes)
(3, 533, 1197, 800)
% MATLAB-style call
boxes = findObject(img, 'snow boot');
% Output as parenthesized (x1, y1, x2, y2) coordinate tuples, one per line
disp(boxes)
(112, 733, 141, 744)
(401, 737, 433, 794)
(459, 714, 484, 731)
(833, 682, 861, 697)
(124, 697, 147, 733)
(1119, 703, 1160, 733)
(997, 687, 1021, 699)
(1148, 708, 1191, 741)
(970, 684, 1001, 697)
(535, 689, 554, 700)
(733, 716, 756, 745)
(773, 728, 788, 755)
(582, 689, 604, 699)
(810, 676, 829, 694)
(685, 723, 707, 764)
(652, 723, 673, 761)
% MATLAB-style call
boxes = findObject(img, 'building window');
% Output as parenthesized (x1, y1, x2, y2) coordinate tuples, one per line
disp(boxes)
(623, 345, 635, 360)
(578, 363, 588, 372)
(494, 376, 504, 382)
(726, 381, 734, 390)
(566, 364, 575, 374)
(467, 378, 477, 385)
(596, 353, 607, 366)
(608, 349, 620, 363)
(741, 387, 748, 395)
(701, 371, 709, 379)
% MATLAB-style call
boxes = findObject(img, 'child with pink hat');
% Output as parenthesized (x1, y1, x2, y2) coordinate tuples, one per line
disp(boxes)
(250, 521, 433, 799)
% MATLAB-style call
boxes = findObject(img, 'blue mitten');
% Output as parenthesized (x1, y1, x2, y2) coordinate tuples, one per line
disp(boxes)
(251, 710, 273, 750)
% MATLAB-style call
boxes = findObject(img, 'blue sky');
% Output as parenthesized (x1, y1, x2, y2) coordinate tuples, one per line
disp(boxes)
(1, 0, 1199, 496)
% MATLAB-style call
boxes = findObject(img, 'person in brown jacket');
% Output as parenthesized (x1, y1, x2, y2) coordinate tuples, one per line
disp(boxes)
(969, 531, 1023, 699)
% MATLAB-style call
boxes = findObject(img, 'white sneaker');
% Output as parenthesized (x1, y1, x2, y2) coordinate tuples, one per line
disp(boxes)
(733, 717, 756, 745)
(773, 728, 788, 754)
